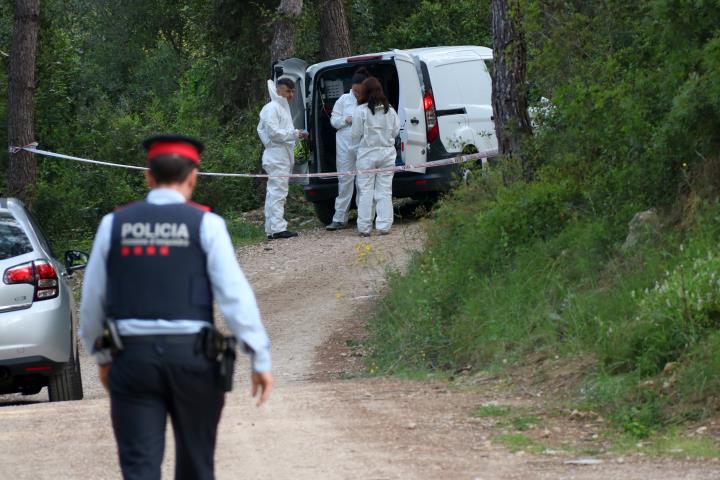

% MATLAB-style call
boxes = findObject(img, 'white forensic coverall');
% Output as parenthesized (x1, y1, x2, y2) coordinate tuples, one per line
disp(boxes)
(330, 91, 359, 224)
(257, 80, 301, 235)
(351, 104, 400, 234)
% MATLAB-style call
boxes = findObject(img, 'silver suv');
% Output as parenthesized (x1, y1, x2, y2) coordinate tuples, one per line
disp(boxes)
(0, 198, 86, 401)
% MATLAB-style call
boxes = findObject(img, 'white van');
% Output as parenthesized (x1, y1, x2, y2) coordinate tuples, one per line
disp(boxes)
(274, 46, 497, 224)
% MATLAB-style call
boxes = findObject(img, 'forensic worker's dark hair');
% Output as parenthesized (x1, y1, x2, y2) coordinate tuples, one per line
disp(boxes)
(360, 77, 390, 115)
(351, 67, 371, 85)
(276, 77, 296, 90)
(149, 155, 198, 184)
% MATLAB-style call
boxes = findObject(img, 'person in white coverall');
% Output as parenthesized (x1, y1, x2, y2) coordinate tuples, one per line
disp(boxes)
(351, 77, 400, 236)
(257, 77, 308, 240)
(326, 67, 370, 231)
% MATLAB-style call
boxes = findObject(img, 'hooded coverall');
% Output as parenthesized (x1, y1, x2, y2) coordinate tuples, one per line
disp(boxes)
(351, 104, 400, 234)
(257, 80, 300, 235)
(329, 91, 359, 225)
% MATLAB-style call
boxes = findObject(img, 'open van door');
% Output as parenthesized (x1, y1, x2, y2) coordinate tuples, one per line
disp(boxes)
(273, 58, 308, 131)
(393, 50, 427, 173)
(273, 58, 308, 183)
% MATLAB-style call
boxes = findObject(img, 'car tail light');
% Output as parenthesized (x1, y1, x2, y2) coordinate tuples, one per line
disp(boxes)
(423, 91, 439, 144)
(4, 260, 59, 301)
(4, 263, 34, 284)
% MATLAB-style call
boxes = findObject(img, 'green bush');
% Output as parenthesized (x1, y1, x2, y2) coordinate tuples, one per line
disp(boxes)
(608, 247, 720, 376)
(368, 176, 584, 372)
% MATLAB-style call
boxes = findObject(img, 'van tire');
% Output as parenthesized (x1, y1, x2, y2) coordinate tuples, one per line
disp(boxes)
(48, 350, 83, 402)
(313, 201, 335, 225)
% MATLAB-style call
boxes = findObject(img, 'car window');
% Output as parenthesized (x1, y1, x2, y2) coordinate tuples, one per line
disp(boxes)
(0, 212, 34, 260)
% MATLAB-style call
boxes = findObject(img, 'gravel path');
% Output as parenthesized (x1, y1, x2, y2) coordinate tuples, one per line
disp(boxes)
(1, 220, 719, 479)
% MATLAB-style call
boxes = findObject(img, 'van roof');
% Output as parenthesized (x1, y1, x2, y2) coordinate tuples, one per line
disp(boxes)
(306, 46, 492, 76)
(0, 198, 24, 211)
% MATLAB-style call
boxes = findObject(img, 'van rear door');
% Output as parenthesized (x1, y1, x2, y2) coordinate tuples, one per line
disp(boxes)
(393, 51, 427, 173)
(273, 58, 309, 183)
(273, 58, 308, 131)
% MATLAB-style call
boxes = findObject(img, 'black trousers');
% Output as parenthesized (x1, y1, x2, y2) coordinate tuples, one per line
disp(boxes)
(109, 335, 225, 480)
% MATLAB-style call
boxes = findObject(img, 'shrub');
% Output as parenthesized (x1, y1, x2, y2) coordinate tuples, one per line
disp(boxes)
(609, 249, 720, 376)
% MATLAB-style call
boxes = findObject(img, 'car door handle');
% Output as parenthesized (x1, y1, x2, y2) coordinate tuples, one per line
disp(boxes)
(410, 117, 420, 125)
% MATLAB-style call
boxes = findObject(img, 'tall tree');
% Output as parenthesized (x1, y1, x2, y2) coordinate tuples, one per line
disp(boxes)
(490, 0, 532, 166)
(7, 0, 40, 206)
(320, 0, 351, 60)
(270, 0, 303, 65)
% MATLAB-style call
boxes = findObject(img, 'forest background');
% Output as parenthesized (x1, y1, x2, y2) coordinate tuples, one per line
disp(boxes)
(0, 0, 490, 245)
(3, 0, 720, 440)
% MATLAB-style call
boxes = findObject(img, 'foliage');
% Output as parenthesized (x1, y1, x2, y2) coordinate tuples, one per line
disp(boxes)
(614, 249, 720, 376)
(347, 0, 491, 51)
(362, 0, 720, 437)
(0, 0, 495, 250)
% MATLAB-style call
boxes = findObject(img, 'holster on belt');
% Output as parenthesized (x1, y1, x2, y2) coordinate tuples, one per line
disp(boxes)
(195, 327, 237, 392)
(94, 318, 124, 356)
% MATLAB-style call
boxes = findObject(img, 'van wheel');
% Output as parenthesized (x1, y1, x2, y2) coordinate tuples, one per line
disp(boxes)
(48, 350, 83, 402)
(313, 201, 335, 225)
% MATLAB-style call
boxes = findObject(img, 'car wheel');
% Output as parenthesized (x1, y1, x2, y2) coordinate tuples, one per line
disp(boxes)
(313, 200, 335, 225)
(48, 350, 83, 402)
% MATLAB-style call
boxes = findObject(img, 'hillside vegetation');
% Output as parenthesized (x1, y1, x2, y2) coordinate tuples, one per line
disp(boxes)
(368, 1, 720, 437)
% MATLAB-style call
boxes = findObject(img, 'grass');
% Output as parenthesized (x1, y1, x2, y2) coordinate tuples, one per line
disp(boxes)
(225, 214, 265, 245)
(366, 168, 720, 445)
(512, 415, 541, 431)
(472, 404, 512, 418)
(494, 433, 547, 454)
(610, 429, 720, 459)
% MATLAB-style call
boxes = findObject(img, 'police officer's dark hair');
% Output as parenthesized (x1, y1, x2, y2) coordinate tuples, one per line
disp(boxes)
(149, 155, 198, 184)
(351, 67, 371, 85)
(276, 77, 295, 90)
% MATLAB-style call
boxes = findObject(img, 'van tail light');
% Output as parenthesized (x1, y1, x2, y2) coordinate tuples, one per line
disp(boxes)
(423, 91, 439, 143)
(4, 260, 59, 301)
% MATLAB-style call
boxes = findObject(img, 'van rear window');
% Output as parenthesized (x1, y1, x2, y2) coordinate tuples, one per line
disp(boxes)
(0, 213, 33, 260)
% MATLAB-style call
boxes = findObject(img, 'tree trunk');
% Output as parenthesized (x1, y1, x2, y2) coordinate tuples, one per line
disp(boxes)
(270, 0, 303, 66)
(320, 0, 351, 60)
(7, 0, 40, 207)
(491, 0, 532, 168)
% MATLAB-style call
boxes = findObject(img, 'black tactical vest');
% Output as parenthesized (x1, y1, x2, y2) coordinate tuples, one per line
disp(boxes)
(106, 201, 213, 322)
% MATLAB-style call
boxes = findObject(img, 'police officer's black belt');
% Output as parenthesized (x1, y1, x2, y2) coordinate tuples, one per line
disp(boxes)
(121, 334, 200, 345)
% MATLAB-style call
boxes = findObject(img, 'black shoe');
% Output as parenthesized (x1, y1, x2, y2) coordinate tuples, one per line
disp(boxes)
(267, 230, 298, 240)
(326, 221, 347, 231)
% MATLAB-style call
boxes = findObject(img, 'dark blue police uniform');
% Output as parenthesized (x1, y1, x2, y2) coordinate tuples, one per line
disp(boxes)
(107, 200, 223, 480)
(79, 135, 271, 480)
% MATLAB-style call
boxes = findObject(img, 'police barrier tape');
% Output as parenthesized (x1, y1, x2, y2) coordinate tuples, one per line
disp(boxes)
(9, 142, 499, 179)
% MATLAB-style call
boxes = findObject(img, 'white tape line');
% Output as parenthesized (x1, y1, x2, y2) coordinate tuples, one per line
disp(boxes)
(13, 144, 499, 179)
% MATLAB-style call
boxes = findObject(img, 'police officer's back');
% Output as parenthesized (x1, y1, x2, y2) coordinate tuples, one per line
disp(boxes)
(79, 135, 272, 480)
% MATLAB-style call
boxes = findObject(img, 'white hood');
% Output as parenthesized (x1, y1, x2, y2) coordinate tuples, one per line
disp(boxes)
(267, 80, 292, 118)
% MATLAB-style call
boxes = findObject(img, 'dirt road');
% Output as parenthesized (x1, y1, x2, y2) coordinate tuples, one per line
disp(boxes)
(1, 221, 719, 479)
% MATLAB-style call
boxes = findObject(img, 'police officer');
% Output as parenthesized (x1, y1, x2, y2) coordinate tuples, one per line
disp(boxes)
(79, 135, 272, 480)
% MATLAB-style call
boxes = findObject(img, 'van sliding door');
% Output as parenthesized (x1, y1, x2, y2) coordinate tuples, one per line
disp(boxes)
(394, 52, 427, 173)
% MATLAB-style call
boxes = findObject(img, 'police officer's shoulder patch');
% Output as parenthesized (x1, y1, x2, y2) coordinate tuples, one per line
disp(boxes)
(187, 201, 212, 213)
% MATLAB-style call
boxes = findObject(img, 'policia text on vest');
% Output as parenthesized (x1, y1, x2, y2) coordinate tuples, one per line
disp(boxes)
(79, 134, 272, 480)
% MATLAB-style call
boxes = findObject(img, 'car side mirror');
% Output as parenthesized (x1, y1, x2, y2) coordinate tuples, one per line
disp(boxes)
(64, 250, 89, 275)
